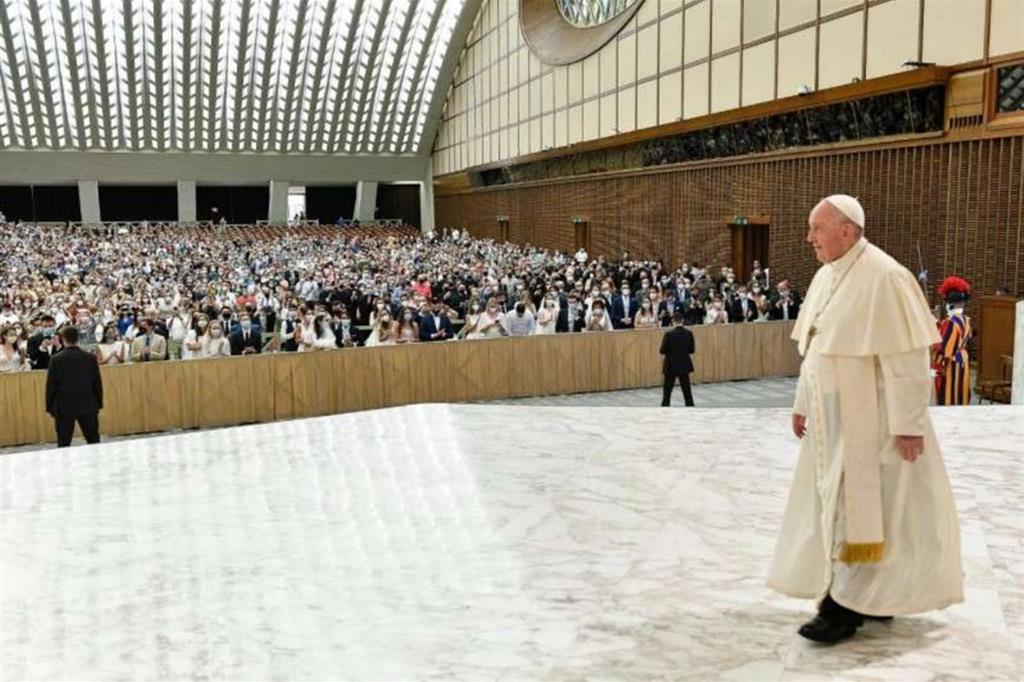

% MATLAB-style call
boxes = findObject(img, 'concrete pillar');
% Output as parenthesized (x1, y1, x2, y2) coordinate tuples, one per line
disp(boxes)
(354, 181, 378, 221)
(1013, 300, 1023, 405)
(77, 180, 100, 223)
(419, 158, 435, 236)
(177, 180, 196, 222)
(268, 180, 289, 223)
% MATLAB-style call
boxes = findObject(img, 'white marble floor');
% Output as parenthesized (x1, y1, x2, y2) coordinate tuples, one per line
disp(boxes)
(1, 404, 1021, 681)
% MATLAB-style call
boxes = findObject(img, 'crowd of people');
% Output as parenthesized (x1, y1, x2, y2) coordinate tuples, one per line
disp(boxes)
(0, 223, 801, 373)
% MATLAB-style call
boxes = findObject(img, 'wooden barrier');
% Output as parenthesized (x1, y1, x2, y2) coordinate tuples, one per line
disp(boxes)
(0, 322, 800, 447)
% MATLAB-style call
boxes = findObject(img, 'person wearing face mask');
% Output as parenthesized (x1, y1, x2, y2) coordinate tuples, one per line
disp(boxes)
(932, 276, 972, 405)
(0, 301, 18, 327)
(330, 307, 356, 348)
(166, 307, 188, 360)
(27, 314, 62, 370)
(130, 318, 168, 362)
(0, 323, 28, 372)
(278, 308, 301, 352)
(300, 313, 337, 351)
(418, 299, 454, 342)
(395, 309, 420, 344)
(95, 324, 127, 366)
(183, 314, 208, 360)
(703, 294, 729, 325)
(365, 312, 395, 347)
(535, 297, 559, 335)
(770, 279, 802, 321)
(477, 299, 508, 338)
(729, 286, 758, 323)
(585, 300, 613, 332)
(219, 307, 237, 335)
(458, 301, 484, 339)
(634, 298, 658, 329)
(201, 320, 231, 358)
(229, 314, 262, 355)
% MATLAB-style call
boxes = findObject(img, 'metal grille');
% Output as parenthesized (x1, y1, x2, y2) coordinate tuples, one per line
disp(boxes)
(997, 63, 1024, 113)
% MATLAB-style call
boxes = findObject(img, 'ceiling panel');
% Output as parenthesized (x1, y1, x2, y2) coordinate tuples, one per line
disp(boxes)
(0, 0, 465, 154)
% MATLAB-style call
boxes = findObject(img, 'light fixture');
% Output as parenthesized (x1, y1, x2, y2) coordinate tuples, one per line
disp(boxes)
(901, 60, 936, 68)
(798, 85, 814, 96)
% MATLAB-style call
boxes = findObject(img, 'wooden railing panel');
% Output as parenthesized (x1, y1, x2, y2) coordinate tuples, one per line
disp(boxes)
(0, 322, 801, 447)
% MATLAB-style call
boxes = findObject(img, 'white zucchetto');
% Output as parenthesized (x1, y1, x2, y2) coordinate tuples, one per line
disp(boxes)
(823, 194, 865, 229)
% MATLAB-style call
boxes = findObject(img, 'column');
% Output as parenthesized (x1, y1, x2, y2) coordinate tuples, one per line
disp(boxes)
(354, 181, 378, 221)
(419, 158, 435, 236)
(77, 180, 100, 223)
(268, 179, 289, 223)
(177, 180, 197, 222)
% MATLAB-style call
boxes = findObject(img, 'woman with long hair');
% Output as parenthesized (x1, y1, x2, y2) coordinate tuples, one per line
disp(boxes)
(395, 309, 419, 344)
(301, 312, 337, 351)
(534, 296, 559, 335)
(95, 324, 127, 366)
(201, 320, 231, 358)
(0, 323, 28, 372)
(365, 311, 396, 347)
(458, 301, 484, 339)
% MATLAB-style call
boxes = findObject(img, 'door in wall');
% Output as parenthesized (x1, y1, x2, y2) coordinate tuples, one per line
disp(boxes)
(730, 222, 770, 283)
(574, 221, 592, 255)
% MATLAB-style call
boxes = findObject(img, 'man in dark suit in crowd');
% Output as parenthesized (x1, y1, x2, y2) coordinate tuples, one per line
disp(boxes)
(610, 283, 637, 329)
(45, 326, 103, 447)
(27, 314, 62, 370)
(659, 311, 696, 407)
(419, 299, 456, 341)
(770, 279, 802, 320)
(729, 286, 758, 323)
(229, 312, 261, 355)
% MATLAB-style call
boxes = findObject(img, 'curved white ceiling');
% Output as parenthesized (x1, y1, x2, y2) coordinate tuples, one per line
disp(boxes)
(0, 0, 465, 155)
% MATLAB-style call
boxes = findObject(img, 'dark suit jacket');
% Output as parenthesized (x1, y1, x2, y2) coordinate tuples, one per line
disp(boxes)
(27, 332, 59, 370)
(769, 293, 802, 320)
(728, 297, 758, 323)
(229, 330, 262, 355)
(657, 298, 682, 327)
(610, 294, 637, 329)
(418, 313, 455, 341)
(659, 326, 695, 376)
(45, 346, 103, 417)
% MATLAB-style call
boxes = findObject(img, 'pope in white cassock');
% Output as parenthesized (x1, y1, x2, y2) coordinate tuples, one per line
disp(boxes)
(767, 195, 963, 643)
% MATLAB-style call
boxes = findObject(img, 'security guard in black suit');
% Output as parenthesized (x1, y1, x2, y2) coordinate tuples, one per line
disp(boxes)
(45, 326, 104, 447)
(659, 310, 696, 407)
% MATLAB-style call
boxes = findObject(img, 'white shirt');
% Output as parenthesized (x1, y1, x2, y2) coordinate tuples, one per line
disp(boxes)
(167, 316, 187, 341)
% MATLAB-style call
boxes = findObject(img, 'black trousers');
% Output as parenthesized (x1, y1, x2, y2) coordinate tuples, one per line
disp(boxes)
(662, 373, 695, 407)
(54, 413, 101, 448)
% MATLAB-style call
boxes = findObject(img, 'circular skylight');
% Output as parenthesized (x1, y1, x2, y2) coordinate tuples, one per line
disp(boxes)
(555, 0, 641, 28)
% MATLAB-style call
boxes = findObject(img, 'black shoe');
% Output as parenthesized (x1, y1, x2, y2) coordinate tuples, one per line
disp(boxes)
(798, 613, 860, 643)
(798, 595, 865, 643)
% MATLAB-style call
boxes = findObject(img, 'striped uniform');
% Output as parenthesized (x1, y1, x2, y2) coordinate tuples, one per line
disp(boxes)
(933, 314, 971, 405)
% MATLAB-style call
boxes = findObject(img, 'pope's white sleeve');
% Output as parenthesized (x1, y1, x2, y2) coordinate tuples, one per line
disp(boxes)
(879, 347, 931, 436)
(793, 368, 808, 416)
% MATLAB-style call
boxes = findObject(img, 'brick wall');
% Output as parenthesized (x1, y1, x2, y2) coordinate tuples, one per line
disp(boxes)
(437, 134, 1024, 305)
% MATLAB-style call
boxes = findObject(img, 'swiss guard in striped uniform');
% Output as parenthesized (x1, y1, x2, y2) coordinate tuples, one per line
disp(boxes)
(933, 276, 972, 405)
